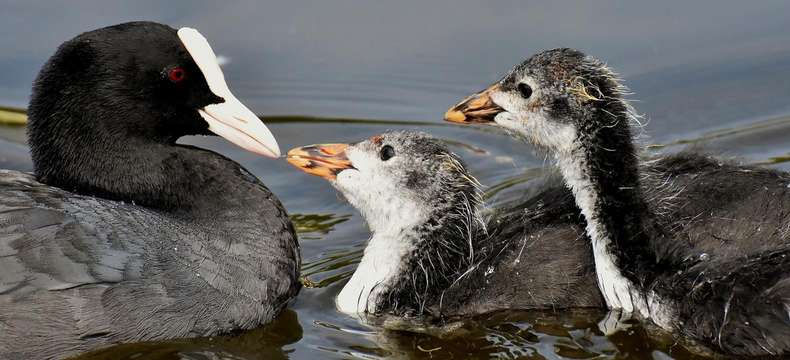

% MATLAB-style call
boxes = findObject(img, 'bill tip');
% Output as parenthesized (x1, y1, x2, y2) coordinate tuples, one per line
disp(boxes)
(444, 109, 466, 123)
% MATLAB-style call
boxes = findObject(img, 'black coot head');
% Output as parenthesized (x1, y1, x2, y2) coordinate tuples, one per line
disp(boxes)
(31, 22, 216, 141)
(27, 21, 279, 190)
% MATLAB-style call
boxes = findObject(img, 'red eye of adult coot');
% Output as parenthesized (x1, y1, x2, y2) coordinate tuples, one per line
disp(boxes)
(168, 67, 186, 83)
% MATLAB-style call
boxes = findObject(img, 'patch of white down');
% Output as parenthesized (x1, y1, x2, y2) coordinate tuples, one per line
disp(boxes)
(551, 133, 649, 317)
(552, 125, 675, 328)
(489, 83, 674, 329)
(548, 125, 676, 328)
(331, 146, 428, 316)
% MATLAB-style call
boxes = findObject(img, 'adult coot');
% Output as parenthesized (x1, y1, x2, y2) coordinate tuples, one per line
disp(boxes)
(0, 22, 300, 359)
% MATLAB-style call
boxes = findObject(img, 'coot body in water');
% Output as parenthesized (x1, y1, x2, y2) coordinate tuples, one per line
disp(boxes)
(0, 22, 300, 359)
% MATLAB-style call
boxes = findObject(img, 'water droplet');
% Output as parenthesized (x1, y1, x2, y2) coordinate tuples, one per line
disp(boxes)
(484, 266, 495, 276)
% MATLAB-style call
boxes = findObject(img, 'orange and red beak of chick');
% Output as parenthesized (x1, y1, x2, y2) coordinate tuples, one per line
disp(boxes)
(286, 143, 354, 180)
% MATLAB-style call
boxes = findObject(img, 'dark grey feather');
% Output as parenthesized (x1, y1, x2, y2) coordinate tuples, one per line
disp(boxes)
(0, 170, 300, 359)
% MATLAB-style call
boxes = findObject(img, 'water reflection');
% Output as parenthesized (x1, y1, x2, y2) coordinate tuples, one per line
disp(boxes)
(291, 213, 353, 240)
(78, 310, 303, 360)
(2, 1, 790, 358)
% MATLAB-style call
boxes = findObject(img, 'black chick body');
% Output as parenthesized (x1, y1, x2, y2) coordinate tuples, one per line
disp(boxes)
(288, 131, 784, 344)
(388, 152, 788, 324)
(445, 48, 790, 356)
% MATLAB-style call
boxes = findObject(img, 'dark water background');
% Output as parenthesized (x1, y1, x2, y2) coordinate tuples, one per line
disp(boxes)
(1, 1, 789, 359)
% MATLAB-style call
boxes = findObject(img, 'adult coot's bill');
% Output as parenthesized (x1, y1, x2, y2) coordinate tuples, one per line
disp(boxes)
(0, 22, 300, 359)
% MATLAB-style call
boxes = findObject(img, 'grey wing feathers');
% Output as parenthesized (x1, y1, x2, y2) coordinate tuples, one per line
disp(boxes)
(0, 170, 142, 296)
(0, 170, 299, 359)
(0, 171, 147, 358)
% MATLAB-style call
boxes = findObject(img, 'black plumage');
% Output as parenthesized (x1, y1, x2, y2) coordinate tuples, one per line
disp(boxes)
(0, 22, 300, 359)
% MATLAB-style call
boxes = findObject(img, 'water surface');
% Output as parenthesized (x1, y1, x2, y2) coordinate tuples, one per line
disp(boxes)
(1, 1, 789, 359)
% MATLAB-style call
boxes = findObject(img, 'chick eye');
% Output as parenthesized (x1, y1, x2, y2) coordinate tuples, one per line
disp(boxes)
(168, 67, 186, 83)
(517, 83, 532, 99)
(380, 145, 395, 161)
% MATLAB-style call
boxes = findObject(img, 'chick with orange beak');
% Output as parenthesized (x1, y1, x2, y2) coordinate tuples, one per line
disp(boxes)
(287, 131, 604, 318)
(444, 48, 790, 357)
